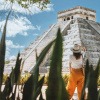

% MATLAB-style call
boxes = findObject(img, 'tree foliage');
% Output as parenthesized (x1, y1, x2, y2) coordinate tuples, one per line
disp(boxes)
(5, 0, 50, 9)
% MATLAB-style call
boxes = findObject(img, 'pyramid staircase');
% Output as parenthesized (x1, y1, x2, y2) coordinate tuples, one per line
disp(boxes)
(25, 20, 73, 73)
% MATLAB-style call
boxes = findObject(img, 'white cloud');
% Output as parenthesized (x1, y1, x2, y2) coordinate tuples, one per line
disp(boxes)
(36, 25, 41, 31)
(6, 53, 16, 60)
(6, 40, 24, 59)
(0, 1, 53, 15)
(0, 17, 38, 37)
(0, 0, 54, 60)
(9, 55, 16, 60)
(0, 1, 53, 37)
(6, 49, 14, 60)
(6, 50, 10, 58)
(6, 55, 16, 60)
(6, 40, 24, 48)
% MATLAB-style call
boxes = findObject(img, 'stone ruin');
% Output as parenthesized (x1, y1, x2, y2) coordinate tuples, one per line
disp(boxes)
(5, 6, 100, 74)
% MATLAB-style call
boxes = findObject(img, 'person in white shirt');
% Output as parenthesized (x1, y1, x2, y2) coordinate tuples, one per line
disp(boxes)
(66, 44, 85, 100)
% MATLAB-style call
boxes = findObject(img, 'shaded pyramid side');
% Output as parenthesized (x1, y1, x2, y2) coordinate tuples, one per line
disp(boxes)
(61, 18, 100, 73)
(79, 18, 100, 65)
(63, 18, 100, 66)
(21, 20, 72, 73)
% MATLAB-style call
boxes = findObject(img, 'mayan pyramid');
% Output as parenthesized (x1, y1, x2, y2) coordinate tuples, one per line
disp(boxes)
(5, 6, 100, 74)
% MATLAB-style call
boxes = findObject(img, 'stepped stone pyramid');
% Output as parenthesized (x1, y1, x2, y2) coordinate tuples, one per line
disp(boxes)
(5, 6, 100, 74)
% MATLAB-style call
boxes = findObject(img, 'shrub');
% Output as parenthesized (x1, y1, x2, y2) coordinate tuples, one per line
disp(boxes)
(62, 74, 69, 86)
(98, 75, 100, 86)
(44, 74, 49, 85)
(2, 74, 8, 84)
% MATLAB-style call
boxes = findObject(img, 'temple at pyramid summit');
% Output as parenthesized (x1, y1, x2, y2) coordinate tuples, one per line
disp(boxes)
(5, 6, 100, 74)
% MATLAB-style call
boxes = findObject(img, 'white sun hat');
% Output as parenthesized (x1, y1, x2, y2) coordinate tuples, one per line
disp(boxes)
(71, 44, 81, 53)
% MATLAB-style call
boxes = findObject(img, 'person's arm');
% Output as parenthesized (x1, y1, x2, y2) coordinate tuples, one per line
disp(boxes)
(69, 62, 71, 73)
(69, 55, 72, 73)
(82, 65, 85, 76)
(82, 56, 85, 76)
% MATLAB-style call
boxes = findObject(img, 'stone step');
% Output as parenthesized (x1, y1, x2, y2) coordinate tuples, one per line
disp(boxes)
(70, 23, 88, 29)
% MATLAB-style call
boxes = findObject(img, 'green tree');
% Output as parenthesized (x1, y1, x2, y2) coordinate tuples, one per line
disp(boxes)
(4, 0, 50, 9)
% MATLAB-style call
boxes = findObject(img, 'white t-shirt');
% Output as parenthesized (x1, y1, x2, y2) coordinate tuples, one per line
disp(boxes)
(69, 55, 83, 69)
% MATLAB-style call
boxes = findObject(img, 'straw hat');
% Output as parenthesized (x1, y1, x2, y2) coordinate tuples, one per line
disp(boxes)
(71, 44, 81, 53)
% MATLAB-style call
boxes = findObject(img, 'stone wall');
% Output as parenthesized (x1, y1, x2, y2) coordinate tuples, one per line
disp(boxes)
(58, 6, 96, 22)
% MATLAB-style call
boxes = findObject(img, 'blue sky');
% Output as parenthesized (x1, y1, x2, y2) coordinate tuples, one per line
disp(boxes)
(0, 0, 100, 60)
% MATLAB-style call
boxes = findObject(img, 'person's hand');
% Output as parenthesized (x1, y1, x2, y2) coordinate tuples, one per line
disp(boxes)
(82, 67, 85, 76)
(81, 46, 87, 52)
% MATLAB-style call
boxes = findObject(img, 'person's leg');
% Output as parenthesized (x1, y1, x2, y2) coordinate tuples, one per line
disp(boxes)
(77, 76, 84, 100)
(66, 75, 76, 99)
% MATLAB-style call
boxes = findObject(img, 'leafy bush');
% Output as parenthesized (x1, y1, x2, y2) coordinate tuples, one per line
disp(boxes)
(2, 73, 70, 86)
(2, 74, 8, 84)
(98, 76, 100, 86)
(44, 74, 69, 86)
(43, 74, 49, 85)
(62, 74, 69, 86)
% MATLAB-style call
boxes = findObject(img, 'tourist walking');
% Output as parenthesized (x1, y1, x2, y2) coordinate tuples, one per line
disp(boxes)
(66, 44, 85, 100)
